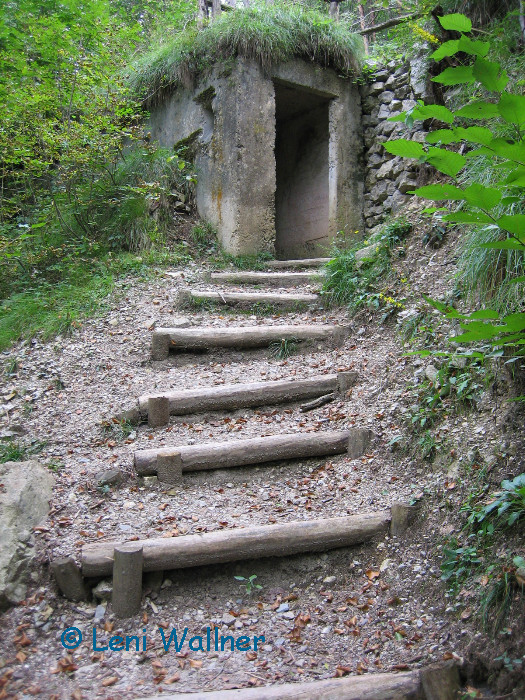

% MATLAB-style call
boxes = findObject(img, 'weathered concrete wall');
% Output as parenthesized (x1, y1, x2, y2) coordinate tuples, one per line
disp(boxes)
(147, 58, 363, 258)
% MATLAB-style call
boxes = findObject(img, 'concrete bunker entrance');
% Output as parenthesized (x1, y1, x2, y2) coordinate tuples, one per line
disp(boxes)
(274, 80, 333, 259)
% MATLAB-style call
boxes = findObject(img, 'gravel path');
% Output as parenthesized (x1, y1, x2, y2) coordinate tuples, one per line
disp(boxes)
(0, 233, 523, 698)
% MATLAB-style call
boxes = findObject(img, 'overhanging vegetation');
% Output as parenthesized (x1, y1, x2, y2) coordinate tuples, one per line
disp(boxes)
(129, 4, 364, 105)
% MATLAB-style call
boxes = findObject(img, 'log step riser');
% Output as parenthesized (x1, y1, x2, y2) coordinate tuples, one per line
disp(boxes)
(134, 429, 372, 481)
(179, 289, 320, 309)
(209, 272, 323, 287)
(132, 372, 357, 424)
(151, 324, 348, 360)
(81, 511, 391, 578)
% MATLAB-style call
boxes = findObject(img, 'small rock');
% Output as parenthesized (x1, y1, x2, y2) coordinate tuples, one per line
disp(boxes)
(94, 604, 106, 622)
(277, 603, 289, 613)
(425, 365, 439, 383)
(93, 580, 113, 602)
(95, 469, 124, 488)
(222, 613, 236, 626)
(323, 576, 336, 584)
(143, 476, 158, 487)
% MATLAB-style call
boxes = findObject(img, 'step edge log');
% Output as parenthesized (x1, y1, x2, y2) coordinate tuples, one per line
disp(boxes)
(81, 511, 391, 577)
(134, 429, 352, 476)
(134, 669, 422, 699)
(137, 374, 341, 416)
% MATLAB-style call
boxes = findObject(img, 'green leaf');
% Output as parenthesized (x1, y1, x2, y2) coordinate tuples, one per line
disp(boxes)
(473, 58, 509, 92)
(383, 139, 426, 158)
(463, 183, 502, 209)
(479, 240, 525, 250)
(413, 184, 465, 200)
(497, 215, 525, 236)
(457, 35, 490, 57)
(455, 101, 499, 119)
(432, 65, 475, 86)
(498, 93, 525, 127)
(411, 104, 455, 124)
(426, 147, 466, 177)
(426, 126, 493, 146)
(501, 313, 525, 332)
(487, 138, 525, 163)
(387, 112, 407, 122)
(431, 40, 460, 61)
(438, 13, 472, 33)
(456, 127, 494, 146)
(426, 129, 457, 145)
(504, 168, 525, 187)
(442, 212, 494, 224)
(468, 309, 501, 320)
(423, 295, 464, 318)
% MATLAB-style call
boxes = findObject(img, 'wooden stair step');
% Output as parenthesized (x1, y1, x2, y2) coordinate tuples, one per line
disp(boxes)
(81, 510, 391, 577)
(209, 271, 323, 287)
(134, 429, 372, 482)
(151, 324, 348, 360)
(124, 371, 357, 425)
(137, 661, 460, 699)
(267, 257, 330, 269)
(178, 288, 320, 308)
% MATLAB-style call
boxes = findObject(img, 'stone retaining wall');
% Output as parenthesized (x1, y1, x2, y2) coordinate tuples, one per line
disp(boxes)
(361, 55, 431, 230)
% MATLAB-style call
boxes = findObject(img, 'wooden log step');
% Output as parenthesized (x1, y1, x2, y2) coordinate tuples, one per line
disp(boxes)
(134, 429, 372, 480)
(145, 670, 421, 699)
(81, 510, 391, 577)
(151, 324, 348, 360)
(134, 372, 357, 423)
(137, 661, 460, 699)
(178, 289, 320, 308)
(267, 257, 330, 269)
(209, 271, 322, 287)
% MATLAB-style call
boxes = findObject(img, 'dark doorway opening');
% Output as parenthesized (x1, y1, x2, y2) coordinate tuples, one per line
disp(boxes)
(274, 81, 332, 259)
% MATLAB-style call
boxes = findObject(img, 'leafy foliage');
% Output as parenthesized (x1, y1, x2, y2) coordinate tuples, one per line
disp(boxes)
(323, 218, 411, 312)
(384, 13, 524, 372)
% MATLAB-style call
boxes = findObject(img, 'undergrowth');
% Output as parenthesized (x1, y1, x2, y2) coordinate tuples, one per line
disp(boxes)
(130, 3, 364, 105)
(0, 247, 189, 350)
(441, 472, 525, 633)
(322, 218, 412, 314)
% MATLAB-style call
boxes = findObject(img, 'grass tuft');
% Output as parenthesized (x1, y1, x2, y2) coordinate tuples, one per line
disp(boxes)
(130, 3, 364, 104)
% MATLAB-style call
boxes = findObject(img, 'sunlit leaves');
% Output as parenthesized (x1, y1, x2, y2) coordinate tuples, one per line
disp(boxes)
(472, 58, 509, 92)
(455, 101, 499, 119)
(498, 93, 525, 127)
(432, 65, 474, 86)
(438, 13, 472, 33)
(425, 147, 465, 177)
(383, 139, 426, 158)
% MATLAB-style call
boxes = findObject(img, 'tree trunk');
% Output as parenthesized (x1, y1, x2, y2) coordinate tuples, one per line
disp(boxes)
(358, 3, 369, 54)
(211, 0, 221, 20)
(197, 0, 208, 29)
(520, 1, 525, 44)
(329, 1, 339, 21)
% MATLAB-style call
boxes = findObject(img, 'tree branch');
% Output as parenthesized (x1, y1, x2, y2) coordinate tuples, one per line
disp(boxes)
(358, 12, 423, 36)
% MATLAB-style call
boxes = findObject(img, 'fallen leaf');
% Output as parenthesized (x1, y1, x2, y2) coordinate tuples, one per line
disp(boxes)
(101, 676, 118, 687)
(334, 665, 351, 677)
(164, 674, 181, 684)
(189, 659, 203, 669)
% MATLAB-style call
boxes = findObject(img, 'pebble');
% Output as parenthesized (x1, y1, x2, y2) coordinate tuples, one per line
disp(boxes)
(94, 605, 106, 622)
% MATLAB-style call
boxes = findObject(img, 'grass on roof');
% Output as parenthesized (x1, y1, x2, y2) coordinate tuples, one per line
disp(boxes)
(130, 3, 364, 104)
